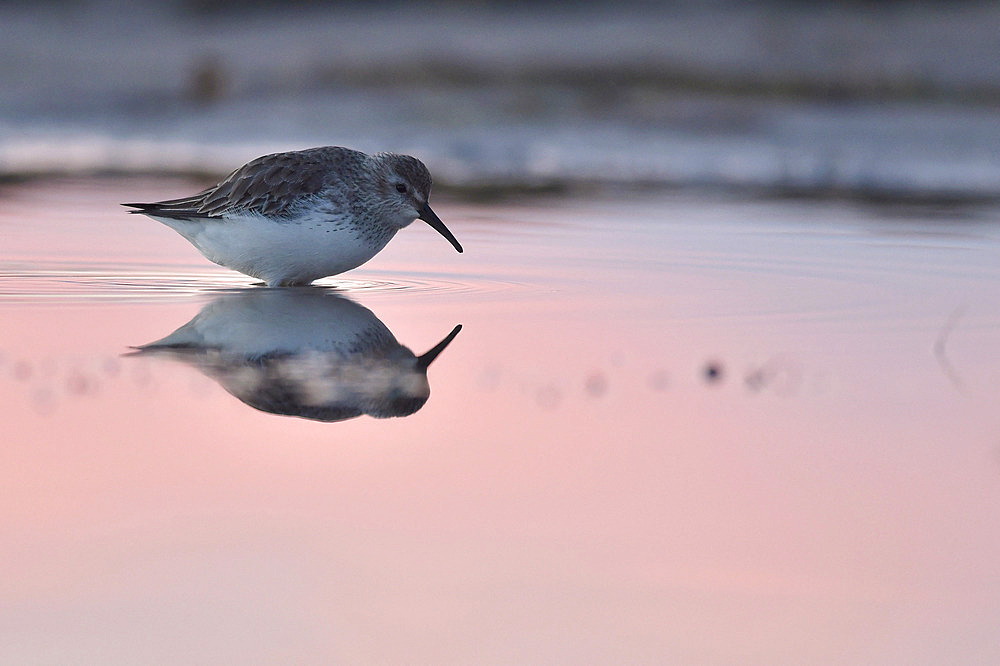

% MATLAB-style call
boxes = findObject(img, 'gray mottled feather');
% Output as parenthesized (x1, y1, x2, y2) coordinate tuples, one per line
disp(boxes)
(126, 147, 370, 220)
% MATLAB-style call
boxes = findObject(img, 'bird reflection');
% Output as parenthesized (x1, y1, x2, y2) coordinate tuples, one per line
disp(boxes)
(130, 289, 461, 422)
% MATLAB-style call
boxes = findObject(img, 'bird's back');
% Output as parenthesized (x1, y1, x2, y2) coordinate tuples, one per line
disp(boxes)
(123, 146, 368, 220)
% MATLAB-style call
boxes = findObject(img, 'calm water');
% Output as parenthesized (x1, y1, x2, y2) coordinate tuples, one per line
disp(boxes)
(3, 178, 1000, 663)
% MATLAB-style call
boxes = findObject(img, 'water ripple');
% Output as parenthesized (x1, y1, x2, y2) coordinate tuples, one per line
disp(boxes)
(0, 266, 528, 303)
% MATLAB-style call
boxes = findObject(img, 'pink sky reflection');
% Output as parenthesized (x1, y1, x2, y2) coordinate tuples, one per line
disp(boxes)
(2, 181, 1000, 663)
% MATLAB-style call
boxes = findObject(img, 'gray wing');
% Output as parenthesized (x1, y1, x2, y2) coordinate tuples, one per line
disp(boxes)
(123, 147, 361, 220)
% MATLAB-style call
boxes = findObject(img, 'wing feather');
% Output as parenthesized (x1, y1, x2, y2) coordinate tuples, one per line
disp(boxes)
(123, 147, 361, 220)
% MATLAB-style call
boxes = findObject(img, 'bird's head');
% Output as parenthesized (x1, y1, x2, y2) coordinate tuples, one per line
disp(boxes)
(374, 152, 463, 253)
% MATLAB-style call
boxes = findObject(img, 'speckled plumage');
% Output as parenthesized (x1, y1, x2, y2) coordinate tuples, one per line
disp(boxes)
(123, 146, 462, 286)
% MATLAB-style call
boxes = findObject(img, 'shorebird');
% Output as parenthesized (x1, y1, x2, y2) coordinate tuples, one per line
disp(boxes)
(124, 146, 462, 285)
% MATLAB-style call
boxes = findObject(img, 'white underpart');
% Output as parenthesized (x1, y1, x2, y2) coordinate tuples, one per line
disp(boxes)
(152, 209, 401, 286)
(145, 289, 395, 355)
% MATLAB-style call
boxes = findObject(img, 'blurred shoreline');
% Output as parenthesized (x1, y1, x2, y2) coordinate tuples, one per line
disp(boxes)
(2, 1, 1000, 202)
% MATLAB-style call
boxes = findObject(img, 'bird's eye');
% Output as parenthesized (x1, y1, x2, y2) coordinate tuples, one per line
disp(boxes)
(395, 183, 407, 193)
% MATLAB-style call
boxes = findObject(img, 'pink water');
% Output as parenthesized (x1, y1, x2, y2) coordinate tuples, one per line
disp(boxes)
(3, 178, 1000, 663)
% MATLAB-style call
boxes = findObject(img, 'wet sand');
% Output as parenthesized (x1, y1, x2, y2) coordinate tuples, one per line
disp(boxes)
(2, 178, 1000, 663)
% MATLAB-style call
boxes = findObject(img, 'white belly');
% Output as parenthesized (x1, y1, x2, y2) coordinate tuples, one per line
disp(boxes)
(154, 213, 396, 286)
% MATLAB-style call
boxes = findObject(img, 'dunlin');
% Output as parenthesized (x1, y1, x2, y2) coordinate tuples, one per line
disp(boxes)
(123, 146, 462, 286)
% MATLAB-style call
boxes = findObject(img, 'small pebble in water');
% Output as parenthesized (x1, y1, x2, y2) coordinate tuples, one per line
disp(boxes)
(648, 369, 669, 391)
(13, 360, 33, 381)
(584, 372, 608, 397)
(536, 384, 562, 410)
(703, 361, 724, 384)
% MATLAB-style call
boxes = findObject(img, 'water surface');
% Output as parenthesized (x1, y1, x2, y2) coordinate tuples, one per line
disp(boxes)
(2, 179, 1000, 663)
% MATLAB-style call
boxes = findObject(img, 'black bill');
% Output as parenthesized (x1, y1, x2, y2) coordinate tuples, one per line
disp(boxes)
(418, 203, 463, 253)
